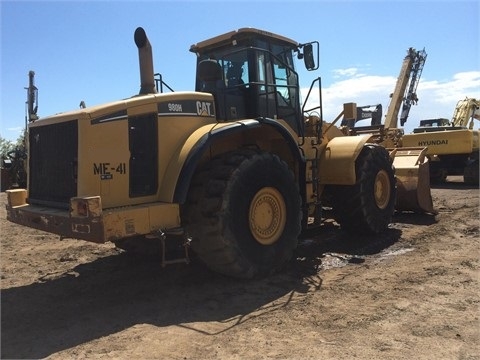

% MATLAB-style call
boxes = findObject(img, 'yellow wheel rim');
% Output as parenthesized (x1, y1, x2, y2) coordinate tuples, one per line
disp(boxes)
(374, 170, 391, 210)
(249, 187, 286, 245)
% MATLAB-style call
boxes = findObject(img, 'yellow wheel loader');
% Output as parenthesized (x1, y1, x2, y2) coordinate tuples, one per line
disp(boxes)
(401, 97, 480, 184)
(6, 27, 397, 278)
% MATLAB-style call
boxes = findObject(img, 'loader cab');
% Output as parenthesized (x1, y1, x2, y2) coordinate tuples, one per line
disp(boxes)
(190, 28, 317, 136)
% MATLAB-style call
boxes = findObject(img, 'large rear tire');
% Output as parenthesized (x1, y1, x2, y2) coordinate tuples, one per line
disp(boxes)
(328, 144, 396, 234)
(182, 149, 302, 278)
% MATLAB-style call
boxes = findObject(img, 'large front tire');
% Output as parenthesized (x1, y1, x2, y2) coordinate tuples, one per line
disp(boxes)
(182, 150, 302, 279)
(327, 144, 396, 234)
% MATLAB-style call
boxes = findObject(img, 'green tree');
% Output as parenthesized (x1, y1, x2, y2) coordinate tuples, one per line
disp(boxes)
(1, 133, 27, 188)
(0, 135, 16, 160)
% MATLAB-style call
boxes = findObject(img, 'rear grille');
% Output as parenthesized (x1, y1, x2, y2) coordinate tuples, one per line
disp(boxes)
(28, 120, 78, 208)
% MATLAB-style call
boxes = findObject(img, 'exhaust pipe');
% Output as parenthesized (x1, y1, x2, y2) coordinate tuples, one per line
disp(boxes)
(134, 27, 156, 95)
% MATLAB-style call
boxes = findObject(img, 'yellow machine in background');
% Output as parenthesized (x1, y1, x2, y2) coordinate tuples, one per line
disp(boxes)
(402, 97, 480, 184)
(337, 47, 435, 213)
(7, 27, 399, 278)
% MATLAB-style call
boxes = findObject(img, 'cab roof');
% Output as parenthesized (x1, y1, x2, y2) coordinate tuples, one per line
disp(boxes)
(189, 27, 299, 54)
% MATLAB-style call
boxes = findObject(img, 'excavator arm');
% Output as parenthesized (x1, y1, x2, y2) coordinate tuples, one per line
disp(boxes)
(384, 48, 427, 128)
(451, 97, 480, 129)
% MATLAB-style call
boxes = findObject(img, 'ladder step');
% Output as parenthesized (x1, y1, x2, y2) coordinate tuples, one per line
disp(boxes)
(160, 236, 191, 268)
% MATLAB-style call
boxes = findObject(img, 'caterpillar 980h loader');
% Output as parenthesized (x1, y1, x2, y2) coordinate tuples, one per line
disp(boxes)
(6, 27, 398, 278)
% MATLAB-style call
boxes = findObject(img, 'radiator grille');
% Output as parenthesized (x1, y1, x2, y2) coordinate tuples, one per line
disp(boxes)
(28, 120, 78, 208)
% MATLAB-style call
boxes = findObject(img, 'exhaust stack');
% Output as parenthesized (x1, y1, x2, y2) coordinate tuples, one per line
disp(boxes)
(134, 27, 156, 95)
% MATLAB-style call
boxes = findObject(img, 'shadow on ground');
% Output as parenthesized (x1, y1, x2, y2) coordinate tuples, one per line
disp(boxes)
(1, 223, 402, 359)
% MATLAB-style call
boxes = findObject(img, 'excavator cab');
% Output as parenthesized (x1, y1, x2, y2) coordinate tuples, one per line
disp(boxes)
(191, 28, 317, 136)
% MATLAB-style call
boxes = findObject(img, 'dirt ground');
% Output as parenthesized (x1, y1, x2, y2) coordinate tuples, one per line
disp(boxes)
(1, 177, 479, 360)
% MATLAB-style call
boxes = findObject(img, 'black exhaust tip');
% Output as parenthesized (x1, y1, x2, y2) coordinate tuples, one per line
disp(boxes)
(134, 27, 147, 49)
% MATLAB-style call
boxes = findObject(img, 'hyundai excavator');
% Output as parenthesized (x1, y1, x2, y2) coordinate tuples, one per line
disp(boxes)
(402, 97, 480, 184)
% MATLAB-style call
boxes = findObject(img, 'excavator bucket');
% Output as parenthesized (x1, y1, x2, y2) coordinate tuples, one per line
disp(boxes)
(389, 147, 437, 214)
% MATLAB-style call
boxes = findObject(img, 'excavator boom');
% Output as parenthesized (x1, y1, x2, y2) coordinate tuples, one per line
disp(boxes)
(343, 46, 434, 214)
(384, 48, 427, 128)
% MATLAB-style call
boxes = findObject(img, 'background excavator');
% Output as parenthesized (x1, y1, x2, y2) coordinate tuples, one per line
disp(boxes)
(402, 97, 480, 184)
(343, 49, 479, 186)
(331, 47, 435, 213)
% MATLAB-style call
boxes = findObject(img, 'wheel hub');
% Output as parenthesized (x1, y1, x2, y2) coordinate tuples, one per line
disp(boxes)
(374, 169, 391, 209)
(249, 187, 286, 245)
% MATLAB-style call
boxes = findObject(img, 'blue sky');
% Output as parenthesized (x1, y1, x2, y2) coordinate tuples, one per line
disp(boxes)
(1, 0, 479, 142)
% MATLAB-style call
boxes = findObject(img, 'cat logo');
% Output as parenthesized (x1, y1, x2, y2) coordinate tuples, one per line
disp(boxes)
(196, 101, 213, 116)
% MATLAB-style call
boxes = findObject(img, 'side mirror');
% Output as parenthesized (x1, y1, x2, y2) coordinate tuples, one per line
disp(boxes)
(303, 42, 319, 71)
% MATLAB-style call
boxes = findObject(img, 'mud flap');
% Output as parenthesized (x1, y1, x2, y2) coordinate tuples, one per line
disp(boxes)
(390, 147, 437, 214)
